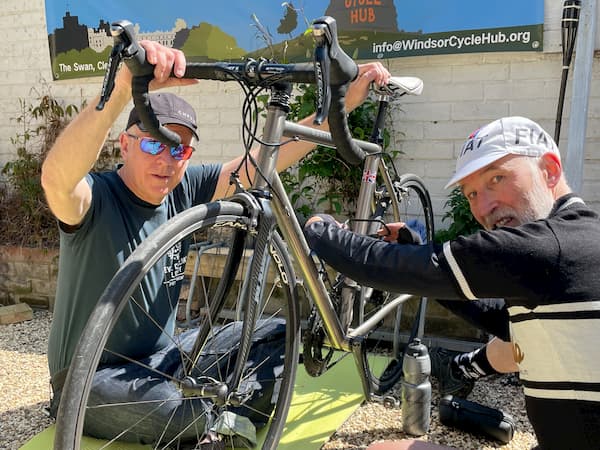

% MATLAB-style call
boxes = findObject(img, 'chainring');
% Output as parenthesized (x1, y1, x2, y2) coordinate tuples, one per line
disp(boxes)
(302, 309, 334, 377)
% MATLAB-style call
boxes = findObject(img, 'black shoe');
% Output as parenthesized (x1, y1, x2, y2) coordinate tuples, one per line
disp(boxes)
(430, 347, 475, 398)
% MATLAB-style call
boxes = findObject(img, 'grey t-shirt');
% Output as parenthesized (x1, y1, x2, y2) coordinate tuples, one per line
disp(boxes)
(48, 164, 221, 376)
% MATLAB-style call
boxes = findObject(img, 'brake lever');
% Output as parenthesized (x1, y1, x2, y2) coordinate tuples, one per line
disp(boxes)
(96, 20, 182, 147)
(97, 42, 125, 111)
(312, 23, 331, 125)
(96, 20, 154, 111)
(111, 20, 155, 77)
(311, 16, 363, 165)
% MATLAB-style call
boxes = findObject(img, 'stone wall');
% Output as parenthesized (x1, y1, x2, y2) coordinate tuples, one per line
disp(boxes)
(0, 246, 58, 310)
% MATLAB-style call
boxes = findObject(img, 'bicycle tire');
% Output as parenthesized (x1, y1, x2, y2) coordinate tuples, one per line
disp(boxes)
(358, 173, 435, 395)
(54, 201, 300, 450)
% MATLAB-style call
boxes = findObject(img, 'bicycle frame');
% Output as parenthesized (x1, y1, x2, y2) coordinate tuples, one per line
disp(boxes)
(52, 18, 436, 450)
(234, 83, 411, 401)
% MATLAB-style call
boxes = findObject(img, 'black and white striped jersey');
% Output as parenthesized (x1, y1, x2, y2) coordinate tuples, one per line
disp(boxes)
(305, 194, 600, 449)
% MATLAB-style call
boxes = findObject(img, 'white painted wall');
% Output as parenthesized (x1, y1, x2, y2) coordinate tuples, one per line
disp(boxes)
(1, 0, 598, 226)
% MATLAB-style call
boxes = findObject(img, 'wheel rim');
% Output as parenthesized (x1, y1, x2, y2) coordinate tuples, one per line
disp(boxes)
(55, 205, 299, 450)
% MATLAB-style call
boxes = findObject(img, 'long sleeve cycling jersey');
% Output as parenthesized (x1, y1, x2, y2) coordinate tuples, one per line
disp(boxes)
(305, 194, 600, 450)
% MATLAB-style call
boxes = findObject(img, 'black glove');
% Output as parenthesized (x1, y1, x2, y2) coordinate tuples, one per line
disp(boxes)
(397, 225, 423, 245)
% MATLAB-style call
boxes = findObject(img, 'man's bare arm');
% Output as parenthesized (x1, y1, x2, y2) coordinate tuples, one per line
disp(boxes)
(41, 41, 194, 226)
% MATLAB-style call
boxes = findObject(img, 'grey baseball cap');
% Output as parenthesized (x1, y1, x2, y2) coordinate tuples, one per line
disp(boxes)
(445, 116, 560, 188)
(126, 92, 199, 140)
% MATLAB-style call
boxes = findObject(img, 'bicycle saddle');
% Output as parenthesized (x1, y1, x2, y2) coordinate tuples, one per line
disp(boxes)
(375, 76, 424, 96)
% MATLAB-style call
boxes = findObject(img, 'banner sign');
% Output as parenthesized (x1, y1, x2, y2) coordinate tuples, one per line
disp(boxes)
(45, 0, 544, 80)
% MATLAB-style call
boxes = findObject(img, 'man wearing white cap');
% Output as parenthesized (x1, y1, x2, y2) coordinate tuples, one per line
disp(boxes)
(305, 116, 600, 449)
(433, 115, 564, 397)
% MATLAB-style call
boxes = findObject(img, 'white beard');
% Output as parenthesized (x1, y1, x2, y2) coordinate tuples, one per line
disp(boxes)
(483, 165, 555, 230)
(518, 167, 555, 224)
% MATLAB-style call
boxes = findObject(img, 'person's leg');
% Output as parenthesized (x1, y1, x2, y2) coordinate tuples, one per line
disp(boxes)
(431, 338, 518, 398)
(452, 337, 516, 378)
(82, 319, 287, 445)
(83, 327, 214, 444)
(485, 338, 518, 373)
(431, 299, 514, 397)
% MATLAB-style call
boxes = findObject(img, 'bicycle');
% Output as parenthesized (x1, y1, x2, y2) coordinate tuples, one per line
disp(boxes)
(54, 16, 434, 450)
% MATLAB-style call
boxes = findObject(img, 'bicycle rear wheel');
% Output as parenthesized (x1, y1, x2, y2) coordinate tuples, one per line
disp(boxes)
(54, 201, 300, 450)
(358, 173, 434, 395)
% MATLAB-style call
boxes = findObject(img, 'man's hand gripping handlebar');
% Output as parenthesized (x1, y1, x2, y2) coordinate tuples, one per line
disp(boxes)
(96, 16, 367, 165)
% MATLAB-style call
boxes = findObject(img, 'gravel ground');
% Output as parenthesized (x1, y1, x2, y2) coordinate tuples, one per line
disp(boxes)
(0, 310, 53, 450)
(322, 373, 537, 450)
(0, 311, 537, 450)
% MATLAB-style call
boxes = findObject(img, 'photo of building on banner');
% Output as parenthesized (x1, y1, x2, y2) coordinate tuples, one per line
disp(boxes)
(45, 0, 544, 81)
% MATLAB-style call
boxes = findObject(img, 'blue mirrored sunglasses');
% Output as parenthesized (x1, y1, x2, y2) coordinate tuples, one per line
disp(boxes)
(126, 133, 194, 161)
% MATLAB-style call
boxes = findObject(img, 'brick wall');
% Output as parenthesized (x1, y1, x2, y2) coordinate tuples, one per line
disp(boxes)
(1, 1, 599, 225)
(383, 49, 600, 222)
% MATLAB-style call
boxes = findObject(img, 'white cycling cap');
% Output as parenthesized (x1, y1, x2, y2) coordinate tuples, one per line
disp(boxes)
(445, 116, 560, 189)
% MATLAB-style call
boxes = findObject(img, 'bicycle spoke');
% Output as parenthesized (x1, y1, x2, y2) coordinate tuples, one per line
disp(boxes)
(56, 211, 299, 449)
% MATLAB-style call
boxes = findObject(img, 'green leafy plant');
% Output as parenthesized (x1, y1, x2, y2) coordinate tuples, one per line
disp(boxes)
(0, 85, 119, 247)
(281, 83, 392, 220)
(250, 8, 395, 220)
(434, 187, 482, 242)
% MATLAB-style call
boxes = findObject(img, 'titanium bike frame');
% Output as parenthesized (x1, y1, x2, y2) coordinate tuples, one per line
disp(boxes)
(238, 84, 415, 401)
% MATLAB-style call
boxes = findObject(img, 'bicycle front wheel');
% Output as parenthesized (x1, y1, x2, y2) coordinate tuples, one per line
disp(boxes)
(54, 201, 300, 450)
(358, 173, 434, 395)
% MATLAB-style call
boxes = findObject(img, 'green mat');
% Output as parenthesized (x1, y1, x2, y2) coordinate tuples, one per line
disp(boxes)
(21, 355, 364, 450)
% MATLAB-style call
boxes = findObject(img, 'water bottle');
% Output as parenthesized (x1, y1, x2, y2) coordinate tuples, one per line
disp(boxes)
(401, 338, 432, 436)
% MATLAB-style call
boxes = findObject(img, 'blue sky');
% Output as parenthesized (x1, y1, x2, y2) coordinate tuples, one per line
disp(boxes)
(398, 1, 544, 32)
(46, 0, 544, 51)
